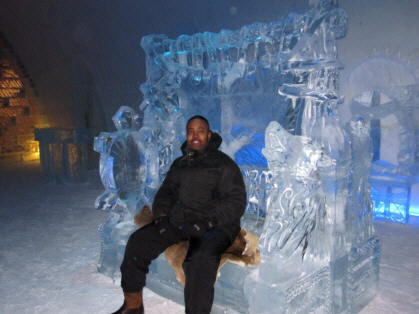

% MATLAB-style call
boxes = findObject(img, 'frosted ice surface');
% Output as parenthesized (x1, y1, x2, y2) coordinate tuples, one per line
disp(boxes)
(93, 1, 382, 312)
(260, 121, 331, 260)
(344, 117, 375, 243)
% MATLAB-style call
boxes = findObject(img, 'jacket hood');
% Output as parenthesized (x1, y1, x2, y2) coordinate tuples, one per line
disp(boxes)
(180, 132, 222, 155)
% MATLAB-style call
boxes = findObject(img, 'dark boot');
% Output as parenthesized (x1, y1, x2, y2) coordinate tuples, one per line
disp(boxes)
(111, 291, 144, 314)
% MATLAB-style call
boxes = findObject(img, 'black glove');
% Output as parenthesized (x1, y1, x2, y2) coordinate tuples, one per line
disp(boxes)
(155, 216, 175, 242)
(190, 221, 208, 238)
(181, 220, 215, 238)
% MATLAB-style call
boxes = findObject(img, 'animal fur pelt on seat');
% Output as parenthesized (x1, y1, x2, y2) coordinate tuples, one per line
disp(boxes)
(134, 205, 260, 286)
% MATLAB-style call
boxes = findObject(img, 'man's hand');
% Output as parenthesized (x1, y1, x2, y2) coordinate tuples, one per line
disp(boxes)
(190, 221, 207, 238)
(181, 220, 214, 238)
(154, 215, 175, 243)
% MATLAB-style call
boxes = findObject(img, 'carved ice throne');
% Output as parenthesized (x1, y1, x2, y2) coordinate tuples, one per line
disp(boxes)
(94, 1, 380, 313)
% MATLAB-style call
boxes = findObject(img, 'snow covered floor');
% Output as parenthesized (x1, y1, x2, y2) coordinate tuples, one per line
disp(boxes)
(0, 160, 418, 313)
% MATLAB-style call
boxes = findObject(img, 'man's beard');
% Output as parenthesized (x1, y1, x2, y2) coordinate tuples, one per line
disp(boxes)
(186, 143, 207, 154)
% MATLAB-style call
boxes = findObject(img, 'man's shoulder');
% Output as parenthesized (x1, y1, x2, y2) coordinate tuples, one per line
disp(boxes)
(215, 149, 232, 160)
(173, 154, 184, 163)
(213, 150, 240, 167)
(169, 154, 186, 169)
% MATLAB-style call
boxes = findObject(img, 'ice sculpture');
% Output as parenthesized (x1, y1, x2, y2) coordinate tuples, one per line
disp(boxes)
(35, 127, 90, 183)
(260, 121, 331, 260)
(94, 0, 381, 312)
(93, 106, 143, 277)
(344, 117, 375, 243)
(350, 85, 419, 223)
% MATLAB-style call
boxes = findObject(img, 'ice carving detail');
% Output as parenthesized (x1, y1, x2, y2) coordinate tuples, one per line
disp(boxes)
(260, 121, 331, 259)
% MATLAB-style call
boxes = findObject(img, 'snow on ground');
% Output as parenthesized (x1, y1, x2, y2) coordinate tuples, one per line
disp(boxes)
(0, 160, 418, 313)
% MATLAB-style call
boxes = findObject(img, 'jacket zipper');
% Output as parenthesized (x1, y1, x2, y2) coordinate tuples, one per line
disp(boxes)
(179, 151, 194, 166)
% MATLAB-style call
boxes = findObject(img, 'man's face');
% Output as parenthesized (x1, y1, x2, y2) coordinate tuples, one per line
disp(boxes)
(186, 119, 211, 151)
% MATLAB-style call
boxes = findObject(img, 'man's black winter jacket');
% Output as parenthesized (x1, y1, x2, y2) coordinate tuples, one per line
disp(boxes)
(152, 132, 247, 242)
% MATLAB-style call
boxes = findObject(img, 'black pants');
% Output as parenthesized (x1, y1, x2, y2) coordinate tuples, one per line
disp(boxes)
(120, 222, 232, 314)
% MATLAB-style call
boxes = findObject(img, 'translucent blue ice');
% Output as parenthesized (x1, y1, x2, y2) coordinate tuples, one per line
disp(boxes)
(350, 85, 419, 223)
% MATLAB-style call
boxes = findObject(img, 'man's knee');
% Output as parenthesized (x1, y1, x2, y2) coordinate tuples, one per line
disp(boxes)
(124, 223, 170, 265)
(183, 252, 219, 282)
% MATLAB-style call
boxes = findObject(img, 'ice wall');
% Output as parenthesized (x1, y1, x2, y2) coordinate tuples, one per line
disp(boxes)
(94, 0, 381, 312)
